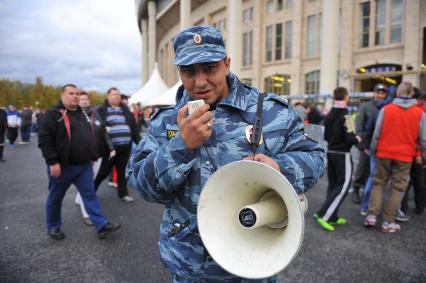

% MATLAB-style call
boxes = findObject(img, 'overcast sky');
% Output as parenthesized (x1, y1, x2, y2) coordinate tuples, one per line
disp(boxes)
(0, 0, 143, 94)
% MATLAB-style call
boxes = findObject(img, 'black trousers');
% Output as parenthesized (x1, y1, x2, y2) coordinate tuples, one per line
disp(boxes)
(94, 145, 131, 199)
(317, 152, 353, 221)
(0, 131, 4, 158)
(7, 127, 18, 145)
(401, 161, 426, 213)
(353, 148, 370, 190)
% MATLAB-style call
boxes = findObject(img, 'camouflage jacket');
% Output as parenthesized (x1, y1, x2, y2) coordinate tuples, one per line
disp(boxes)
(127, 73, 325, 281)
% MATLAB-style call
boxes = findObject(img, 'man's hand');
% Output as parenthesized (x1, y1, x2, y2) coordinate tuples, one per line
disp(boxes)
(177, 104, 213, 150)
(415, 156, 422, 165)
(243, 154, 280, 171)
(50, 163, 61, 177)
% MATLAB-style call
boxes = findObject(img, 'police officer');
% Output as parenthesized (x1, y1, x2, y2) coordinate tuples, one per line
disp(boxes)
(127, 26, 325, 282)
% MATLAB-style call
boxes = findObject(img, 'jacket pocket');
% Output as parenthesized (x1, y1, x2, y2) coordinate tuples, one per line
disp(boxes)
(159, 220, 205, 276)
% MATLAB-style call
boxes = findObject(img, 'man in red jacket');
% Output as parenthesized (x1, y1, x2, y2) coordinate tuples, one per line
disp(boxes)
(364, 82, 426, 233)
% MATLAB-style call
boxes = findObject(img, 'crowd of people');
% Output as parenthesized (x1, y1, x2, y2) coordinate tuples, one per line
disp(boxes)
(313, 82, 425, 234)
(0, 105, 44, 161)
(1, 25, 424, 282)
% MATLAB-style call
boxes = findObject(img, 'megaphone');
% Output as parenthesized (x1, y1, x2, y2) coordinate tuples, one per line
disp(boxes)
(197, 160, 307, 279)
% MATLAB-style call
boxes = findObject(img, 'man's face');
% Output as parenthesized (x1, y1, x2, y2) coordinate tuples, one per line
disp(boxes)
(61, 86, 79, 110)
(79, 95, 90, 108)
(374, 90, 386, 102)
(108, 90, 121, 107)
(178, 57, 230, 105)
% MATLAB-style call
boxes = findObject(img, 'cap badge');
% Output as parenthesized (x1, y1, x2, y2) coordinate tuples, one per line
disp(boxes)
(193, 34, 202, 44)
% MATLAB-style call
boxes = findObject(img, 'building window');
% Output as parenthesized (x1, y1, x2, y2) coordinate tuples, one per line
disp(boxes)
(265, 74, 291, 95)
(359, 1, 370, 48)
(275, 23, 283, 61)
(243, 31, 253, 66)
(214, 19, 226, 32)
(306, 15, 317, 57)
(375, 0, 386, 46)
(285, 20, 292, 59)
(266, 25, 273, 62)
(305, 71, 320, 94)
(391, 0, 403, 44)
(266, 0, 274, 14)
(286, 0, 293, 9)
(243, 7, 253, 23)
(277, 0, 283, 11)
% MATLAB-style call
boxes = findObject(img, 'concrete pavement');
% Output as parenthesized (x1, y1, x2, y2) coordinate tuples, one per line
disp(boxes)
(0, 138, 425, 282)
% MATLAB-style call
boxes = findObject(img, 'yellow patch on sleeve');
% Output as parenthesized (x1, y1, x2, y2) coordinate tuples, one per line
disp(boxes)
(167, 129, 178, 140)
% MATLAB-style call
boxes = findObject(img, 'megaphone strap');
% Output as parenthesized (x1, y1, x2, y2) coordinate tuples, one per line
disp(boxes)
(251, 93, 265, 157)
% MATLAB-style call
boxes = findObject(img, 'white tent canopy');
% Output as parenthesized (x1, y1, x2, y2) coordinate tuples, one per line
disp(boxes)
(145, 81, 181, 107)
(129, 64, 169, 106)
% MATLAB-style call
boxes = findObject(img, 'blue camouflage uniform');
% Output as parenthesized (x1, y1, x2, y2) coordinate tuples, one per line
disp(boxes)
(126, 26, 325, 282)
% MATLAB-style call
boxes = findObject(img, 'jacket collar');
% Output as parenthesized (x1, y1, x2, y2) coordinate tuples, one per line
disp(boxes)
(55, 100, 81, 112)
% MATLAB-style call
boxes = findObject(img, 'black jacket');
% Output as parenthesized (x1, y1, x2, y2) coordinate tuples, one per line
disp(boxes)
(95, 100, 140, 158)
(324, 107, 359, 152)
(0, 109, 6, 134)
(38, 101, 97, 165)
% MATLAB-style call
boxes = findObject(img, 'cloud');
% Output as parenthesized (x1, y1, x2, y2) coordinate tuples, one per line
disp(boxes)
(0, 0, 142, 94)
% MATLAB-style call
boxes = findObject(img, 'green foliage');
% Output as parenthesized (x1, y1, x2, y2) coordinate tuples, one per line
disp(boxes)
(0, 77, 106, 109)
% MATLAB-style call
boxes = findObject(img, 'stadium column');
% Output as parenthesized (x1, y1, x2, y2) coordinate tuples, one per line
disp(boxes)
(320, 0, 338, 108)
(180, 0, 191, 31)
(141, 19, 149, 84)
(402, 0, 420, 86)
(228, 0, 242, 76)
(148, 1, 156, 77)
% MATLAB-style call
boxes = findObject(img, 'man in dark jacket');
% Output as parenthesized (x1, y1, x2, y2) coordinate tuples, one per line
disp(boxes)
(38, 84, 120, 240)
(0, 107, 6, 161)
(352, 84, 386, 203)
(315, 87, 361, 231)
(94, 87, 140, 202)
(19, 106, 32, 144)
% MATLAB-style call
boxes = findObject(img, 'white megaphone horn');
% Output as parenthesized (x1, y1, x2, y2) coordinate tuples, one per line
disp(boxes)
(197, 160, 307, 279)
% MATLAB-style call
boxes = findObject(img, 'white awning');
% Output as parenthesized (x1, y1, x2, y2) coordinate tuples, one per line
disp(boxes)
(129, 63, 169, 106)
(144, 81, 181, 107)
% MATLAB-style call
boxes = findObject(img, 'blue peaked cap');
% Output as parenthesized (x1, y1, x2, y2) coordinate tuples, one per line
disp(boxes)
(173, 25, 227, 65)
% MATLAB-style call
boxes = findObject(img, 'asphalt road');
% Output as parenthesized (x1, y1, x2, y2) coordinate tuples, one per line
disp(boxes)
(0, 137, 425, 283)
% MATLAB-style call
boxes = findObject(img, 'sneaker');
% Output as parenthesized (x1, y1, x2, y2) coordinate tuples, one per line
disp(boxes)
(314, 215, 335, 231)
(48, 228, 65, 240)
(83, 217, 93, 226)
(381, 221, 401, 233)
(108, 182, 118, 188)
(330, 217, 347, 225)
(0, 158, 5, 162)
(364, 214, 377, 227)
(395, 209, 410, 222)
(121, 196, 134, 203)
(97, 222, 121, 239)
(360, 210, 368, 216)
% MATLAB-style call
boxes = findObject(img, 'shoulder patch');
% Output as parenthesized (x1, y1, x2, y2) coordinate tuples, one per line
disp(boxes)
(150, 106, 175, 120)
(264, 93, 289, 107)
